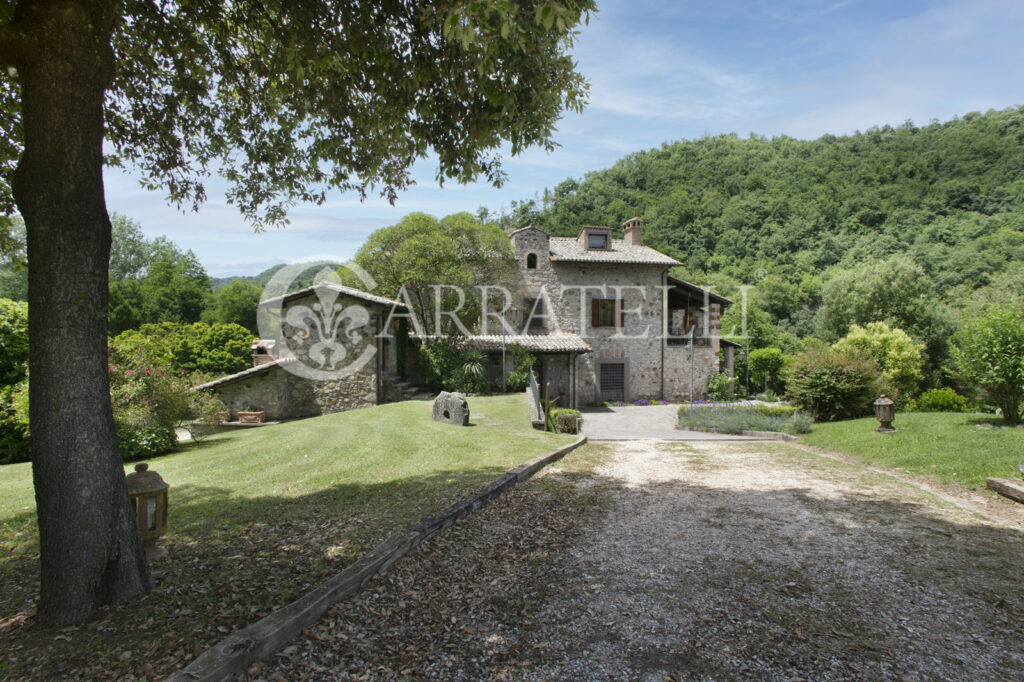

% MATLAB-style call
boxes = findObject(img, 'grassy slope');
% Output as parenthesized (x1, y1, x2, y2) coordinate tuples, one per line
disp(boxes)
(800, 412, 1023, 489)
(0, 395, 574, 679)
(0, 394, 572, 528)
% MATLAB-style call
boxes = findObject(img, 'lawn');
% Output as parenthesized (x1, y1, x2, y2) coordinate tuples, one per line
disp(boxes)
(0, 394, 576, 680)
(800, 412, 1024, 489)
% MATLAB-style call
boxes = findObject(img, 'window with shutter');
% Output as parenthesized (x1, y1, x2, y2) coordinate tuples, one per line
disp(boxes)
(592, 298, 619, 328)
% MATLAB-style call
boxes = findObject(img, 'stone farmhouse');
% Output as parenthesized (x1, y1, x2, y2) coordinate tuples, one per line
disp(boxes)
(494, 218, 733, 407)
(199, 218, 733, 419)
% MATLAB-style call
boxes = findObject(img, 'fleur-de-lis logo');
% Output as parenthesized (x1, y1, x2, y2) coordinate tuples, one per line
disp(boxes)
(284, 289, 370, 370)
(257, 259, 381, 381)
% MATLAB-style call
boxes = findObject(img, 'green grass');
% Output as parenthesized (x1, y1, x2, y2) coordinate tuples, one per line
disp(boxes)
(0, 395, 576, 679)
(0, 394, 573, 531)
(800, 412, 1024, 489)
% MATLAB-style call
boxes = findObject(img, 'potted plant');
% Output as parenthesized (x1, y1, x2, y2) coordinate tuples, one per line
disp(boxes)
(236, 405, 265, 423)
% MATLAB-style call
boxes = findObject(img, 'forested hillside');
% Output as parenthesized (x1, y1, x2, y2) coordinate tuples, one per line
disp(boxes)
(485, 106, 1024, 381)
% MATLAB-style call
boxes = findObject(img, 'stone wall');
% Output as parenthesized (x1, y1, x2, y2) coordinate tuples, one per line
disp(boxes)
(212, 365, 378, 421)
(663, 345, 718, 402)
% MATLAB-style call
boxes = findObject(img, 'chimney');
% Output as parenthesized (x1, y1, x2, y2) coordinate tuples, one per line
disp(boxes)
(622, 217, 643, 246)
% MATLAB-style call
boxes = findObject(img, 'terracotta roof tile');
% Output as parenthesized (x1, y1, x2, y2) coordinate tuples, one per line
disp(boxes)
(547, 237, 679, 265)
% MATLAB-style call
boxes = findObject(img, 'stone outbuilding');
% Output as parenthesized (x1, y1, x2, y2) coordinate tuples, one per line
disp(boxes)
(196, 283, 405, 421)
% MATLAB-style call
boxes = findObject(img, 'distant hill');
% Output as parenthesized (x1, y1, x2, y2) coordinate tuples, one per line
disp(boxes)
(211, 261, 342, 291)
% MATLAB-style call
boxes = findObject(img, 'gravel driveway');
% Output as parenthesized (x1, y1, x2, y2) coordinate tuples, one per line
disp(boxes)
(253, 440, 1024, 681)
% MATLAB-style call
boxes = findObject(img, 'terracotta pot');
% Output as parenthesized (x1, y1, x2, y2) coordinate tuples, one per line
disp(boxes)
(237, 410, 265, 424)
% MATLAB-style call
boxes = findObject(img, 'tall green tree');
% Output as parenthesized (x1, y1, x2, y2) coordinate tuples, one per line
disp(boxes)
(138, 248, 210, 324)
(0, 215, 26, 300)
(201, 278, 262, 334)
(356, 212, 517, 335)
(818, 256, 952, 381)
(108, 213, 151, 280)
(0, 0, 593, 625)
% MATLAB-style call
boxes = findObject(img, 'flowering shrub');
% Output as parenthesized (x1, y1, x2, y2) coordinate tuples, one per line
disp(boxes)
(707, 372, 734, 401)
(109, 337, 195, 460)
(678, 403, 812, 435)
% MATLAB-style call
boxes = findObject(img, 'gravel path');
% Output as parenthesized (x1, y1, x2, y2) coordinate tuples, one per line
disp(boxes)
(253, 440, 1024, 681)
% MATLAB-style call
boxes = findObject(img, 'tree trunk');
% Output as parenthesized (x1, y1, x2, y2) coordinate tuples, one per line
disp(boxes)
(9, 0, 150, 626)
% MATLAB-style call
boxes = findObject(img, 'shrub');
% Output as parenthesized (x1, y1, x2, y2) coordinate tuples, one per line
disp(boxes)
(0, 379, 29, 465)
(832, 322, 924, 406)
(109, 336, 196, 460)
(421, 339, 493, 393)
(504, 344, 536, 393)
(113, 322, 255, 377)
(505, 369, 530, 392)
(678, 403, 810, 434)
(908, 388, 969, 413)
(116, 423, 178, 461)
(788, 412, 814, 434)
(420, 338, 461, 390)
(951, 305, 1024, 424)
(749, 347, 785, 393)
(707, 372, 734, 401)
(550, 408, 582, 434)
(0, 298, 28, 387)
(785, 346, 880, 421)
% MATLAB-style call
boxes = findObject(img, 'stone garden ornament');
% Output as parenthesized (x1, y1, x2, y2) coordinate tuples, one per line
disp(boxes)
(433, 391, 470, 426)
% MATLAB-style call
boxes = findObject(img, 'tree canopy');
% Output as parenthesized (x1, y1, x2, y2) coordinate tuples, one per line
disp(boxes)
(355, 211, 517, 336)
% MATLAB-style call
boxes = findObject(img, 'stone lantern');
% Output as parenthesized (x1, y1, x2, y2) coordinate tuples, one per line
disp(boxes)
(873, 395, 897, 433)
(125, 462, 169, 560)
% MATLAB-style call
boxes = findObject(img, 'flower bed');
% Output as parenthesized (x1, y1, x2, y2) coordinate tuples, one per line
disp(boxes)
(678, 403, 812, 435)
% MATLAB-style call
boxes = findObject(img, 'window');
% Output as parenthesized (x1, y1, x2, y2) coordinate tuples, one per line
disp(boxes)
(587, 232, 608, 249)
(526, 253, 538, 269)
(591, 298, 624, 328)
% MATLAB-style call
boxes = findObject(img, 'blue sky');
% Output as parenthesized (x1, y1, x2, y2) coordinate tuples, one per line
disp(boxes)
(103, 0, 1024, 277)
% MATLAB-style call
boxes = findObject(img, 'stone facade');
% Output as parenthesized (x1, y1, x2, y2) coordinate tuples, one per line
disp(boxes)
(212, 363, 377, 421)
(510, 224, 724, 404)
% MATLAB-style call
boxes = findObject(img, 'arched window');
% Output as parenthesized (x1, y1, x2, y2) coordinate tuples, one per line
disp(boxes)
(526, 253, 538, 269)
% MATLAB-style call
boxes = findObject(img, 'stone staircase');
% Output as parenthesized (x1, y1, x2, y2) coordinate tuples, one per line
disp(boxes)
(383, 375, 435, 403)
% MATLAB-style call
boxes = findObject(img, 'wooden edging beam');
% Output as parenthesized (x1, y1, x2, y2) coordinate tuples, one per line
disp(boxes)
(165, 436, 587, 682)
(987, 477, 1024, 505)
